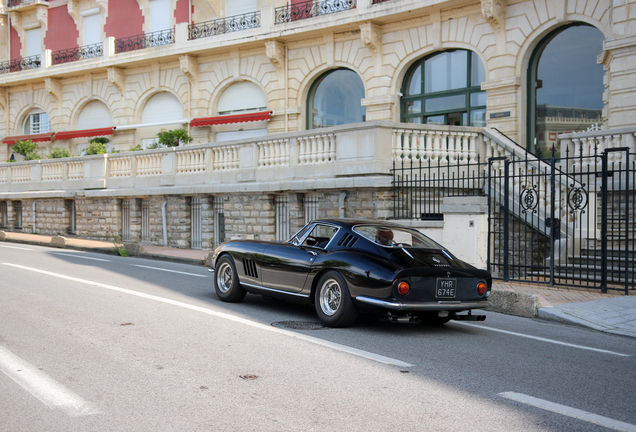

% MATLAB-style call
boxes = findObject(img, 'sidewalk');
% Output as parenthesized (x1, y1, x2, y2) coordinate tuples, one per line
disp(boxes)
(1, 231, 634, 338)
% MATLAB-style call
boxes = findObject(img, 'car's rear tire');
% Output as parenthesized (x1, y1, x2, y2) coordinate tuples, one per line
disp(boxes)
(418, 312, 452, 325)
(214, 255, 246, 302)
(314, 271, 358, 328)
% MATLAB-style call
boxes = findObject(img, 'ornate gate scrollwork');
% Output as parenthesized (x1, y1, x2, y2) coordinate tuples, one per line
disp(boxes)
(520, 185, 539, 214)
(567, 184, 588, 214)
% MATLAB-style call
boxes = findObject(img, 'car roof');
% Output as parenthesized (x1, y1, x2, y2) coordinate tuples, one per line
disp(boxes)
(310, 219, 408, 229)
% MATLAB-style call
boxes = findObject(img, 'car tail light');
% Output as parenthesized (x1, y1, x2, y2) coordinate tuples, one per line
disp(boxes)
(398, 281, 410, 295)
(477, 282, 487, 295)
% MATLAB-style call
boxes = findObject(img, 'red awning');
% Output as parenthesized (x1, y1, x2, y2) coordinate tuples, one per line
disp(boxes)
(191, 111, 272, 127)
(3, 133, 55, 145)
(55, 127, 115, 140)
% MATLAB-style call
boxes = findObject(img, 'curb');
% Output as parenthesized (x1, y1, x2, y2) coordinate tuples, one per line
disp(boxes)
(487, 289, 541, 318)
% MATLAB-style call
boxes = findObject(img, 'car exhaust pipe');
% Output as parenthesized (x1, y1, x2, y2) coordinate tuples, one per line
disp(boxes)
(454, 314, 486, 321)
(381, 312, 419, 324)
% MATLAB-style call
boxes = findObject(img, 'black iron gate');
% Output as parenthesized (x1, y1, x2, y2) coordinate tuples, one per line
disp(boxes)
(487, 148, 634, 294)
(391, 147, 635, 294)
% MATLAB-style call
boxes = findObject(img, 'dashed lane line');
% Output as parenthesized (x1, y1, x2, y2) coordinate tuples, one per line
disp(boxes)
(53, 252, 111, 262)
(1, 263, 413, 368)
(0, 345, 100, 417)
(454, 321, 630, 357)
(132, 264, 208, 278)
(0, 244, 33, 251)
(500, 392, 636, 432)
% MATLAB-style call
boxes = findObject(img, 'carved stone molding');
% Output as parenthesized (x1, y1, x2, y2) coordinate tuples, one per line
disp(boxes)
(0, 15, 8, 27)
(67, 1, 79, 24)
(265, 40, 285, 72)
(360, 22, 382, 56)
(481, 0, 506, 54)
(107, 67, 125, 97)
(179, 55, 199, 85)
(44, 78, 62, 102)
(96, 0, 108, 17)
(9, 11, 22, 34)
(481, 0, 505, 32)
(36, 6, 48, 32)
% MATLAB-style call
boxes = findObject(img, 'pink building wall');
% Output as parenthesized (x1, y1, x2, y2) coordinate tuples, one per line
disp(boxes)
(45, 6, 79, 51)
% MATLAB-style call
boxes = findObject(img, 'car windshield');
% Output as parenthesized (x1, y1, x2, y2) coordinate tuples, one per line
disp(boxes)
(353, 225, 441, 249)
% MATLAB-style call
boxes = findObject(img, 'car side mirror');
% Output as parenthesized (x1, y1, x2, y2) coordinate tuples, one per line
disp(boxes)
(305, 237, 318, 247)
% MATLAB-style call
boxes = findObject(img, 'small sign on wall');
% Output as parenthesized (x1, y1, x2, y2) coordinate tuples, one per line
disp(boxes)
(490, 111, 511, 119)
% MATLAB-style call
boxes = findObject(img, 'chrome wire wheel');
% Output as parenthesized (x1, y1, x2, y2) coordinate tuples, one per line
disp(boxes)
(216, 262, 233, 294)
(319, 278, 342, 316)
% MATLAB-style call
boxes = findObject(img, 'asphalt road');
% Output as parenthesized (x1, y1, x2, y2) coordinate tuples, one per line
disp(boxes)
(1, 243, 635, 432)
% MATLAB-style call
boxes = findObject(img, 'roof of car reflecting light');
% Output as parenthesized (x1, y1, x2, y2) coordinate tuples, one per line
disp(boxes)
(310, 219, 411, 229)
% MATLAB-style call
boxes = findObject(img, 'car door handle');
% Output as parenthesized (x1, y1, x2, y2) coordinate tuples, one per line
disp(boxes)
(307, 250, 318, 256)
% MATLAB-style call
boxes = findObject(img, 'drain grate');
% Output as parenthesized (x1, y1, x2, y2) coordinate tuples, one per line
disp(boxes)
(271, 321, 326, 330)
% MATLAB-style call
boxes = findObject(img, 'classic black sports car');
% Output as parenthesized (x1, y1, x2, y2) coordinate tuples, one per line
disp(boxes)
(211, 219, 491, 328)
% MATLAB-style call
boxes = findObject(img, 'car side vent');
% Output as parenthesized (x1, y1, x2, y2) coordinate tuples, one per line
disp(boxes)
(243, 259, 258, 278)
(338, 233, 358, 248)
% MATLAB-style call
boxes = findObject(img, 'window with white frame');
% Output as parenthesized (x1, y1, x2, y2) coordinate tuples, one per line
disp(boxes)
(142, 92, 184, 124)
(82, 9, 102, 46)
(23, 110, 51, 134)
(77, 101, 112, 129)
(25, 27, 42, 58)
(150, 0, 171, 32)
(226, 0, 257, 16)
(216, 81, 268, 142)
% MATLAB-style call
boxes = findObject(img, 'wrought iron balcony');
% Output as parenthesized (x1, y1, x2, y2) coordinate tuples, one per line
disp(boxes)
(275, 0, 356, 24)
(189, 11, 261, 40)
(0, 55, 41, 75)
(52, 43, 103, 66)
(372, 0, 392, 3)
(7, 0, 48, 8)
(115, 29, 175, 54)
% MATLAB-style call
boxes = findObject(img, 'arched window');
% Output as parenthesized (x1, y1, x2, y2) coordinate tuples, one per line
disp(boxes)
(528, 24, 605, 158)
(77, 101, 112, 129)
(215, 81, 268, 142)
(401, 50, 486, 126)
(217, 81, 267, 115)
(23, 109, 50, 134)
(142, 92, 184, 124)
(307, 68, 365, 129)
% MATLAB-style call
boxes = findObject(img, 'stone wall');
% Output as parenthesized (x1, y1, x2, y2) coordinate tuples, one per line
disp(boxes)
(75, 198, 122, 241)
(0, 188, 395, 249)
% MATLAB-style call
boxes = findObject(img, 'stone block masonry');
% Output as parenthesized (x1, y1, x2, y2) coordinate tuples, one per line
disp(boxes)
(0, 188, 396, 251)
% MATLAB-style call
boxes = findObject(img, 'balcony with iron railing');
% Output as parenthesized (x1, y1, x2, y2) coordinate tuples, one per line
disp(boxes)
(0, 55, 41, 75)
(51, 43, 103, 66)
(189, 11, 261, 40)
(6, 0, 47, 8)
(115, 29, 175, 54)
(275, 0, 356, 24)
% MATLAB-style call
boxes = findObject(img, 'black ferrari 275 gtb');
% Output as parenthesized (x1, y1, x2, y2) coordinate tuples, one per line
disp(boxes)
(211, 219, 491, 327)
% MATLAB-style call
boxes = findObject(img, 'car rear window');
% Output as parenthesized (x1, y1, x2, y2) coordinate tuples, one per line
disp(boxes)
(353, 225, 440, 249)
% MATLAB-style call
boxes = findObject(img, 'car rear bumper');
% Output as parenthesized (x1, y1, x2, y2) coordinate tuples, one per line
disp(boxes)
(355, 296, 489, 311)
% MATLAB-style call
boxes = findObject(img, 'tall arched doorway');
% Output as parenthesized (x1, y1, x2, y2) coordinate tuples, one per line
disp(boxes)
(528, 24, 605, 158)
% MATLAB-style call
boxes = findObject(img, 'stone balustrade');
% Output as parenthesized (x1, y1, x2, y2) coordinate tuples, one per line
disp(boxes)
(559, 127, 636, 169)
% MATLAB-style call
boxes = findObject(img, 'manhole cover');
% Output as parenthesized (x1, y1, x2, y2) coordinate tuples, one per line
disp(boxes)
(271, 321, 326, 330)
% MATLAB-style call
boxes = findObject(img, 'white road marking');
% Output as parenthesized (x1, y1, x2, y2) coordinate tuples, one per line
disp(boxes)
(1, 263, 413, 368)
(500, 392, 636, 432)
(454, 321, 630, 357)
(0, 244, 32, 251)
(0, 345, 100, 417)
(53, 252, 111, 262)
(132, 264, 207, 278)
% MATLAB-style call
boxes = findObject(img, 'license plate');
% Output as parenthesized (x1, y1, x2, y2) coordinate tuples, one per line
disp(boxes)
(436, 278, 457, 298)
